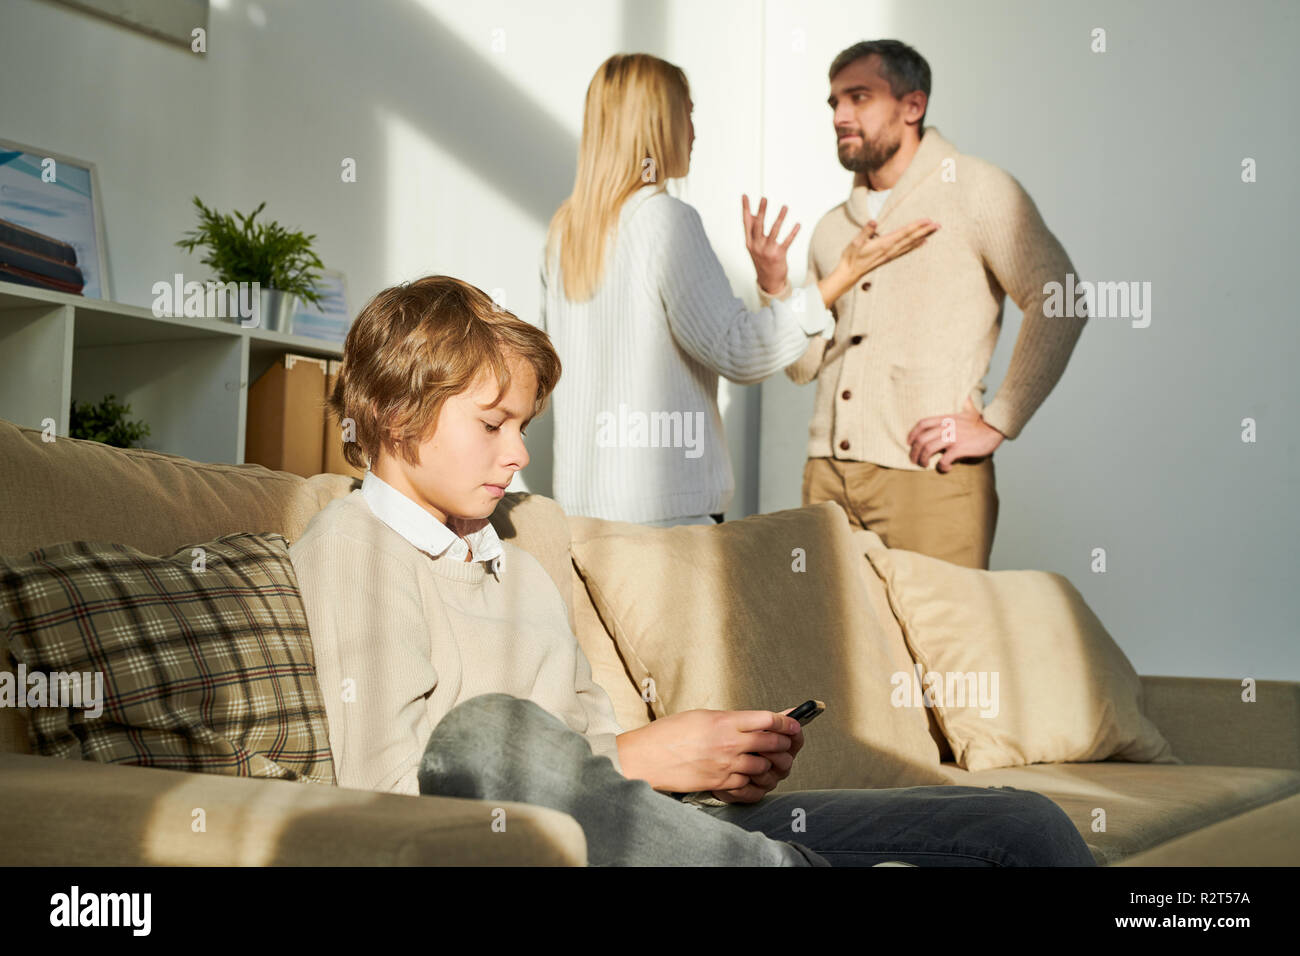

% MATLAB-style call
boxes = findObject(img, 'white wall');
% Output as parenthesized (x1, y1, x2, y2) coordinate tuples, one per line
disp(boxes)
(1, 0, 1295, 680)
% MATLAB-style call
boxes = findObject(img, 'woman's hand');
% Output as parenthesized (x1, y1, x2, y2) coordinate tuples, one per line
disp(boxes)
(818, 217, 940, 306)
(742, 194, 800, 296)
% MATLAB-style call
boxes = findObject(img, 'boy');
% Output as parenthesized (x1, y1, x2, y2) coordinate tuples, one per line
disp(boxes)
(289, 275, 1095, 867)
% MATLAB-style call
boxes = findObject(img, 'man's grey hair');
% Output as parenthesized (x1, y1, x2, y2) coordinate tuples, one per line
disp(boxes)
(829, 39, 932, 131)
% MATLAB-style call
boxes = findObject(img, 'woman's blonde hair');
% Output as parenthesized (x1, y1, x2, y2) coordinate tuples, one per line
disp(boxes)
(545, 53, 693, 302)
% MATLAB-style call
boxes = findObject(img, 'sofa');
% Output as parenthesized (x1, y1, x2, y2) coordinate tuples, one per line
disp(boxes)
(1, 416, 1297, 866)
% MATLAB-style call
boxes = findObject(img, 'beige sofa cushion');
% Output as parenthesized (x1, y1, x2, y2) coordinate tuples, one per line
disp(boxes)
(0, 752, 587, 865)
(570, 502, 947, 792)
(1113, 791, 1300, 866)
(0, 684, 30, 755)
(865, 543, 1178, 772)
(940, 761, 1300, 865)
(567, 515, 666, 733)
(850, 528, 952, 762)
(484, 499, 657, 734)
(487, 492, 577, 631)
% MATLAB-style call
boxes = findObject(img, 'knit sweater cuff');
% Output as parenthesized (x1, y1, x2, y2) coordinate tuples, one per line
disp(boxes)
(589, 731, 624, 776)
(978, 397, 1025, 441)
(758, 279, 834, 338)
(757, 278, 792, 305)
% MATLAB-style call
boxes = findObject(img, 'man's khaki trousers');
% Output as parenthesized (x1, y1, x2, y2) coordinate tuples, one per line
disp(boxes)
(802, 455, 999, 569)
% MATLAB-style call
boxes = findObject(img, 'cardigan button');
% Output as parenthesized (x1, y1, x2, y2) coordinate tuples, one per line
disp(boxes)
(860, 281, 872, 291)
(850, 334, 863, 345)
(839, 439, 850, 451)
(841, 390, 852, 400)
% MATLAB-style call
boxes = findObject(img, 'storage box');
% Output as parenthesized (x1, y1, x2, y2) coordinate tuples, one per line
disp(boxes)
(244, 354, 328, 478)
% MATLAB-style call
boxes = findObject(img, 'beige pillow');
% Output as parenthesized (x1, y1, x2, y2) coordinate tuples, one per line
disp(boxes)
(864, 545, 1179, 772)
(570, 502, 947, 792)
(567, 515, 663, 733)
(850, 529, 953, 763)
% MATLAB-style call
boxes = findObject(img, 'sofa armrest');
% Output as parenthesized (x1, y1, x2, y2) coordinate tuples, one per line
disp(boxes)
(1141, 676, 1300, 771)
(0, 753, 586, 866)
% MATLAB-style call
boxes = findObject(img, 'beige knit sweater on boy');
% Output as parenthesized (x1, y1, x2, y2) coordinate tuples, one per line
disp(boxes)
(289, 491, 626, 796)
(780, 126, 1088, 468)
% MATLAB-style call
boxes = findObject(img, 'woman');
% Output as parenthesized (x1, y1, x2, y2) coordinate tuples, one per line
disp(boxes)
(539, 53, 936, 527)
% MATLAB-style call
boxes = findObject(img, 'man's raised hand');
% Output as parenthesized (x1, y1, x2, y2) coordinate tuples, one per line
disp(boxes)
(837, 216, 939, 280)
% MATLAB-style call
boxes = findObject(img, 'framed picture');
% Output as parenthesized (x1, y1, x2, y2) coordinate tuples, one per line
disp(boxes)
(290, 270, 351, 344)
(0, 138, 111, 299)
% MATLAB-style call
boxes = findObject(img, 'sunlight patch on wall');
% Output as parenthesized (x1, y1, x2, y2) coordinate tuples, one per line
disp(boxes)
(379, 105, 532, 290)
(407, 0, 620, 138)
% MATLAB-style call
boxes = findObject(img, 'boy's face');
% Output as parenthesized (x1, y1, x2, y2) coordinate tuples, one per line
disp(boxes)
(373, 352, 535, 529)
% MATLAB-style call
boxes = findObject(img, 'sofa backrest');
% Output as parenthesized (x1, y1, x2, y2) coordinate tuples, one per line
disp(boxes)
(0, 419, 358, 558)
(481, 494, 657, 729)
(0, 418, 613, 754)
(0, 417, 947, 765)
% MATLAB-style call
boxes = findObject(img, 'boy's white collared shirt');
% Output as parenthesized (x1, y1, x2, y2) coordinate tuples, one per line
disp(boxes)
(360, 469, 506, 574)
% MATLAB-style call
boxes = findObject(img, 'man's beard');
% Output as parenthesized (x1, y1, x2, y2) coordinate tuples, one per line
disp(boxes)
(837, 130, 901, 174)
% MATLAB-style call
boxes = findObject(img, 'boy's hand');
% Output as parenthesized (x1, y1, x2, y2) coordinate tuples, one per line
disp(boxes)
(616, 707, 801, 796)
(708, 705, 805, 804)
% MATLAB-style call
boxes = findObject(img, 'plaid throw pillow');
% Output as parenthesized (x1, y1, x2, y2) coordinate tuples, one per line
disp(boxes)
(1, 533, 335, 784)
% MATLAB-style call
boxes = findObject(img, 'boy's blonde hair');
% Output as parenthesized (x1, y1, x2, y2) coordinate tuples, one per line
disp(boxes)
(329, 275, 561, 470)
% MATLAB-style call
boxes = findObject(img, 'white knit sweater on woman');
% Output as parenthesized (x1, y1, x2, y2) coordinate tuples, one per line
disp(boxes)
(539, 184, 834, 524)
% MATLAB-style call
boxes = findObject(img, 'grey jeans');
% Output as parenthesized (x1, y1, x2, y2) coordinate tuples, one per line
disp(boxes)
(417, 693, 1097, 867)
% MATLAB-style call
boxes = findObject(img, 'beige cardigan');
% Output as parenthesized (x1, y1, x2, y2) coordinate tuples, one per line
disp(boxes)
(780, 126, 1088, 469)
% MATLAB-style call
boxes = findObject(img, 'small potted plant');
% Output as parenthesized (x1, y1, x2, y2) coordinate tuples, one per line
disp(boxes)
(69, 394, 151, 449)
(176, 196, 325, 332)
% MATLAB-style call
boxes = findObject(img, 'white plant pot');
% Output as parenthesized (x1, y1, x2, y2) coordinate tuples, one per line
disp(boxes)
(219, 285, 297, 332)
(258, 288, 297, 333)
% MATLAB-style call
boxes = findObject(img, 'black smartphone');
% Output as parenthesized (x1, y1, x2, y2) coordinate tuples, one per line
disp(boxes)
(788, 699, 825, 726)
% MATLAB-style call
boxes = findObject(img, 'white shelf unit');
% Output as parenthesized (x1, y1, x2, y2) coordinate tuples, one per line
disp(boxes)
(0, 280, 344, 464)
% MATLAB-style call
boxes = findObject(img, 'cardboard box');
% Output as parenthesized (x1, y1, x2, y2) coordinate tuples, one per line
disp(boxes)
(245, 353, 328, 477)
(323, 359, 364, 479)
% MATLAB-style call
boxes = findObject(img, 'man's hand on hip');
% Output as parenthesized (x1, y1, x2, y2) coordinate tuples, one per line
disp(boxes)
(907, 396, 1006, 471)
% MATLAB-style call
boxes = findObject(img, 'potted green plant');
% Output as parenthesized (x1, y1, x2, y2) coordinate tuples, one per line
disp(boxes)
(69, 394, 151, 449)
(176, 196, 325, 332)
